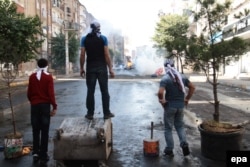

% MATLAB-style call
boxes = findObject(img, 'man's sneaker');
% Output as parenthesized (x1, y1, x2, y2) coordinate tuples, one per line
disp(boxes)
(104, 113, 115, 119)
(85, 114, 93, 120)
(33, 154, 39, 163)
(181, 144, 190, 156)
(163, 148, 174, 157)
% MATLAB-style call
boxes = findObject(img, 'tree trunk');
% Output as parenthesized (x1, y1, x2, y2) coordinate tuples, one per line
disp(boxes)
(179, 55, 184, 74)
(212, 69, 220, 122)
(8, 85, 16, 136)
(176, 55, 179, 71)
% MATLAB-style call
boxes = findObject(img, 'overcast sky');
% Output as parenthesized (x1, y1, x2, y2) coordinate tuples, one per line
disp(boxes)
(79, 0, 172, 47)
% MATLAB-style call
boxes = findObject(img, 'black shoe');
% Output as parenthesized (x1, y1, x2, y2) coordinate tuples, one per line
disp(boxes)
(181, 144, 190, 156)
(104, 113, 115, 119)
(163, 149, 174, 157)
(85, 114, 93, 120)
(40, 155, 49, 164)
(40, 160, 48, 167)
(33, 154, 39, 163)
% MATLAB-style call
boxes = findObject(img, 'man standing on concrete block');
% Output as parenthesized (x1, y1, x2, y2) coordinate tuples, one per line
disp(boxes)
(80, 20, 115, 120)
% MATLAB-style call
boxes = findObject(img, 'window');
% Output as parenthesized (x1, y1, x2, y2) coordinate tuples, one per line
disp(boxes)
(67, 7, 71, 13)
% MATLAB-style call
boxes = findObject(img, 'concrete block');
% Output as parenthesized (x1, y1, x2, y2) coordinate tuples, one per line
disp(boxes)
(53, 117, 112, 161)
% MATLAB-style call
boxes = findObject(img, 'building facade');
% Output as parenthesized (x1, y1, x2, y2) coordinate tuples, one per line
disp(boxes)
(11, 0, 90, 75)
(222, 0, 250, 78)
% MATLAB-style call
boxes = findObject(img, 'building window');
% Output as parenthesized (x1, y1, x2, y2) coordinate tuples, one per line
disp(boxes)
(67, 7, 71, 13)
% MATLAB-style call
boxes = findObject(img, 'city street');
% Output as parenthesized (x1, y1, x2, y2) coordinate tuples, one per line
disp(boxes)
(0, 71, 250, 167)
(2, 0, 250, 166)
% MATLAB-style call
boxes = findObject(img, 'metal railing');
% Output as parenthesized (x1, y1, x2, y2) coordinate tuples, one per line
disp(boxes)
(223, 15, 250, 39)
(52, 17, 64, 25)
(63, 21, 80, 31)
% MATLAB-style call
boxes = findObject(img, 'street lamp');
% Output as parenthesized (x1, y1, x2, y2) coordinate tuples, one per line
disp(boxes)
(63, 1, 81, 75)
(64, 20, 80, 75)
(64, 22, 69, 75)
(63, 0, 70, 75)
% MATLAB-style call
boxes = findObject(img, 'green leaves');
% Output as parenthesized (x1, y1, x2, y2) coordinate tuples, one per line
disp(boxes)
(153, 14, 189, 53)
(50, 32, 79, 71)
(0, 0, 44, 65)
(187, 0, 247, 75)
(187, 0, 248, 121)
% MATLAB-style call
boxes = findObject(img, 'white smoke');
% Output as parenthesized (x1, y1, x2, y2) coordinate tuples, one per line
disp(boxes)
(134, 46, 165, 76)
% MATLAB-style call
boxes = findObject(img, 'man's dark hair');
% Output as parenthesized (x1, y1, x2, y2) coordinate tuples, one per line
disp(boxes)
(37, 58, 48, 68)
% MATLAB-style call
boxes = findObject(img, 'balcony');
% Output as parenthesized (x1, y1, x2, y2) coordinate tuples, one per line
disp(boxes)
(223, 15, 250, 40)
(52, 17, 63, 25)
(63, 21, 80, 31)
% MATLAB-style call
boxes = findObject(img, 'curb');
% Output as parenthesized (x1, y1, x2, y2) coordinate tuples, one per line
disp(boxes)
(219, 81, 250, 91)
(10, 80, 29, 87)
(8, 76, 57, 87)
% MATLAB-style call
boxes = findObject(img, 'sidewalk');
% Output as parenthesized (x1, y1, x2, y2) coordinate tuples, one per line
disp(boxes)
(218, 76, 250, 91)
(188, 74, 250, 91)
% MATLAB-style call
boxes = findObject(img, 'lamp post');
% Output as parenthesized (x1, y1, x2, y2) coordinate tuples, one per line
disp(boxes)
(63, 0, 70, 75)
(63, 0, 81, 75)
(65, 28, 69, 75)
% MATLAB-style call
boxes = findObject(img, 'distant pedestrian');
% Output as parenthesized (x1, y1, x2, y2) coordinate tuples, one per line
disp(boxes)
(157, 59, 195, 157)
(27, 58, 57, 165)
(80, 20, 115, 120)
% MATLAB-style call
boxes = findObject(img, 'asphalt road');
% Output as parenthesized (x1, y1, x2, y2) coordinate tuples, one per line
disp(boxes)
(0, 74, 250, 167)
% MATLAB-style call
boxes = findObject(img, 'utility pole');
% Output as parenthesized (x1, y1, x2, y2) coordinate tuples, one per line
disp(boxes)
(64, 1, 69, 75)
(63, 0, 79, 75)
(65, 28, 69, 75)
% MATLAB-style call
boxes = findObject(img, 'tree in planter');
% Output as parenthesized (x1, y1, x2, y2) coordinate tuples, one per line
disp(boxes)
(187, 0, 248, 123)
(152, 14, 189, 73)
(186, 0, 248, 161)
(0, 0, 43, 158)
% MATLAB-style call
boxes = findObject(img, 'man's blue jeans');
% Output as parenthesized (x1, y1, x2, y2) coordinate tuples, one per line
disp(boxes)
(86, 67, 110, 115)
(163, 107, 188, 151)
(31, 103, 50, 158)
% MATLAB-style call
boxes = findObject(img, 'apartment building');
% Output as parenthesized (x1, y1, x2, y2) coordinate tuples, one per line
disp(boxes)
(222, 0, 250, 78)
(11, 0, 89, 75)
(182, 0, 250, 78)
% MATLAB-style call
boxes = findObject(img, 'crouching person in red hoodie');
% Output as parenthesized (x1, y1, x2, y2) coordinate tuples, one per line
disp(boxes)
(27, 58, 57, 165)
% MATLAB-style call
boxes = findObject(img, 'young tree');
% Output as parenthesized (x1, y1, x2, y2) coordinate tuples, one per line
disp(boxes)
(187, 0, 248, 122)
(152, 14, 189, 73)
(0, 0, 44, 136)
(50, 32, 79, 73)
